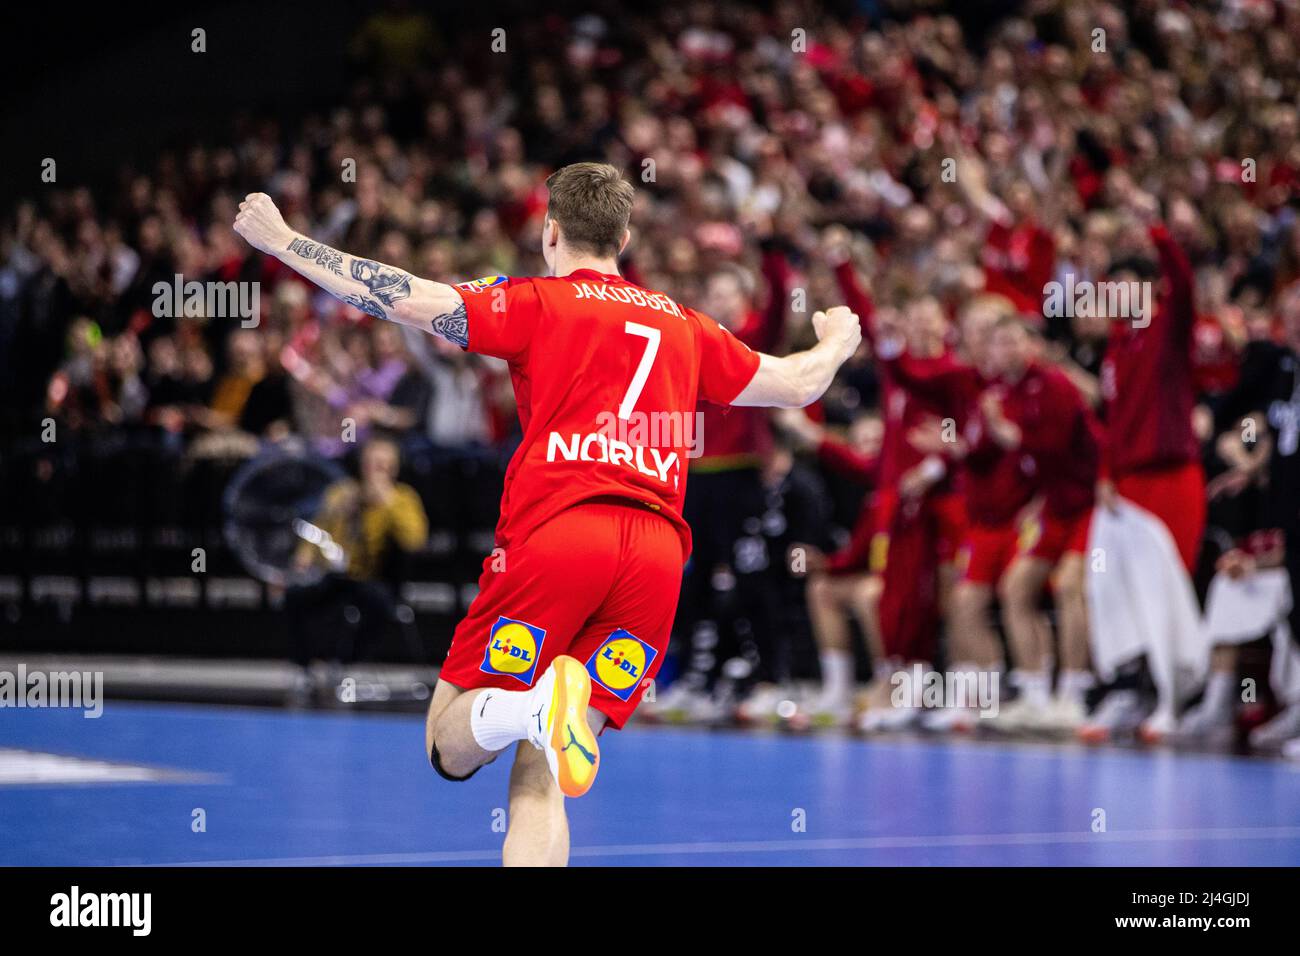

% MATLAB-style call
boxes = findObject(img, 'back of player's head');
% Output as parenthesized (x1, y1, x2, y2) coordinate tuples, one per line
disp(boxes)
(991, 312, 1037, 338)
(545, 162, 634, 257)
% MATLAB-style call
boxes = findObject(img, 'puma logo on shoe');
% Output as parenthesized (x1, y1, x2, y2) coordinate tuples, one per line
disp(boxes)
(561, 725, 596, 765)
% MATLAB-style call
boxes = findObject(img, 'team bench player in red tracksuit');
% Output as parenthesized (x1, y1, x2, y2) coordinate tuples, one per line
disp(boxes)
(233, 163, 862, 866)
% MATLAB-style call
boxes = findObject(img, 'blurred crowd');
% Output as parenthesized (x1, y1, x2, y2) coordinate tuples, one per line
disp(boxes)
(3, 0, 1300, 750)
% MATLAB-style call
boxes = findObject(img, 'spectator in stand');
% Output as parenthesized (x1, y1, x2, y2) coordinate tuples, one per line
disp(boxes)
(286, 435, 429, 700)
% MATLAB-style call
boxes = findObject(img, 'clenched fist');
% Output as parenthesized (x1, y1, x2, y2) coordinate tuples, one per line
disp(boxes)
(233, 193, 293, 255)
(812, 305, 862, 358)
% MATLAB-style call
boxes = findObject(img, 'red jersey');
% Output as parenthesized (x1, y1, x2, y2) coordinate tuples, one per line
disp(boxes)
(884, 351, 1037, 527)
(1099, 224, 1199, 478)
(993, 361, 1100, 518)
(459, 270, 760, 558)
(832, 260, 954, 494)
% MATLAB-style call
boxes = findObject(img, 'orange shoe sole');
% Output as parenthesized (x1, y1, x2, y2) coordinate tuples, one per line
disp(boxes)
(549, 656, 600, 797)
(1078, 725, 1110, 745)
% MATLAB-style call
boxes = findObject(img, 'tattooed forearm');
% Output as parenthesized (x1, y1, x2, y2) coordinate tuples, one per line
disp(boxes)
(340, 293, 388, 321)
(286, 237, 345, 276)
(285, 238, 413, 319)
(430, 303, 469, 348)
(350, 259, 413, 307)
(277, 232, 468, 347)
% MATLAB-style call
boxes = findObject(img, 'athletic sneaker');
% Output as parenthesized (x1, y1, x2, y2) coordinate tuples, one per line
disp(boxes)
(735, 682, 792, 725)
(526, 656, 600, 798)
(1172, 694, 1237, 741)
(800, 689, 855, 728)
(1041, 695, 1088, 734)
(1078, 689, 1149, 744)
(1137, 708, 1176, 744)
(639, 678, 711, 724)
(987, 696, 1054, 734)
(919, 706, 977, 734)
(1281, 735, 1300, 762)
(1248, 703, 1300, 751)
(857, 703, 919, 733)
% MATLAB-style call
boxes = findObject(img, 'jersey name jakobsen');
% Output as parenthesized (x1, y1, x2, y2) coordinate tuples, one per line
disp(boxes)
(573, 282, 686, 319)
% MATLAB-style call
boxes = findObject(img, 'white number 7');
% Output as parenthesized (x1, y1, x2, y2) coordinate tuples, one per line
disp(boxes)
(619, 321, 661, 420)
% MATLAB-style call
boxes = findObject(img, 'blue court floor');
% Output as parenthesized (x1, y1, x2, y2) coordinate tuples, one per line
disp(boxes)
(2, 702, 1298, 866)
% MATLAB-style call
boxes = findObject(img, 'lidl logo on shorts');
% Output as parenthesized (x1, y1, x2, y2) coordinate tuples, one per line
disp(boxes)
(481, 616, 546, 685)
(869, 532, 890, 574)
(1017, 516, 1042, 554)
(585, 630, 657, 702)
(456, 275, 508, 294)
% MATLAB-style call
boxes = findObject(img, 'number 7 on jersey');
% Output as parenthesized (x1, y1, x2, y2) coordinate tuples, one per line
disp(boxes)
(619, 321, 661, 420)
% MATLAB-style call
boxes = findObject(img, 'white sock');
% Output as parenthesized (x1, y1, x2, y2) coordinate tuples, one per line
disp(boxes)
(1203, 669, 1236, 711)
(819, 649, 854, 703)
(470, 685, 539, 752)
(1057, 669, 1095, 704)
(1016, 670, 1051, 708)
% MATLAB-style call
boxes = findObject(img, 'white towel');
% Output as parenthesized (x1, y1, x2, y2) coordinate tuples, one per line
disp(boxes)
(1202, 568, 1300, 706)
(1085, 499, 1208, 717)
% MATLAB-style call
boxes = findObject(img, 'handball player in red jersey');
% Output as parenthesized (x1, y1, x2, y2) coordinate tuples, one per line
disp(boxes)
(234, 163, 862, 865)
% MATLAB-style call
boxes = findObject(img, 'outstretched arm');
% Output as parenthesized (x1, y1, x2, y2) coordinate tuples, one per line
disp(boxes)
(732, 306, 862, 409)
(233, 193, 469, 347)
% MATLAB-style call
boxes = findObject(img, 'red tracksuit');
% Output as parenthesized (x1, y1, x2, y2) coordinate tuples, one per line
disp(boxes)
(992, 361, 1101, 564)
(1099, 224, 1205, 569)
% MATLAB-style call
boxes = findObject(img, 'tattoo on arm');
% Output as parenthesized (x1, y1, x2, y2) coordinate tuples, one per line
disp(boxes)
(287, 237, 345, 276)
(286, 239, 414, 315)
(284, 236, 466, 346)
(340, 293, 388, 322)
(430, 302, 469, 348)
(350, 258, 413, 307)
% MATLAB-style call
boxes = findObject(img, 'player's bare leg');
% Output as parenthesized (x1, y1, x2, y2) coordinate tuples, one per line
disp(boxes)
(1049, 553, 1093, 728)
(950, 582, 1001, 668)
(923, 580, 1000, 732)
(1177, 644, 1240, 739)
(848, 574, 886, 668)
(996, 556, 1054, 730)
(851, 574, 896, 712)
(855, 574, 885, 662)
(805, 572, 879, 723)
(424, 656, 601, 798)
(503, 707, 607, 867)
(424, 679, 495, 779)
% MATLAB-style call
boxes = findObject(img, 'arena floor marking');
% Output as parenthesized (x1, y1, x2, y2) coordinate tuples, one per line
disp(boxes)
(3, 702, 1299, 866)
(154, 826, 1300, 867)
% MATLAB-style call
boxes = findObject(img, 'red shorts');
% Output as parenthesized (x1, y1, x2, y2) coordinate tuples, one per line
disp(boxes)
(928, 492, 968, 563)
(1017, 508, 1092, 565)
(958, 521, 1019, 586)
(1115, 461, 1205, 572)
(439, 500, 683, 729)
(869, 489, 966, 573)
